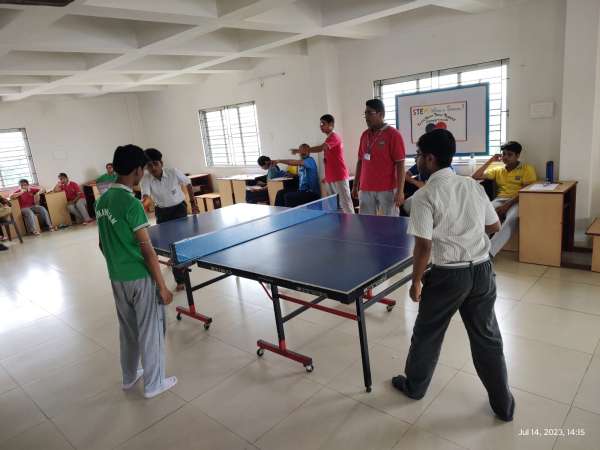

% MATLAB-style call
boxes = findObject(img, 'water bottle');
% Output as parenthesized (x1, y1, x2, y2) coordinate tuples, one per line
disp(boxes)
(545, 161, 554, 183)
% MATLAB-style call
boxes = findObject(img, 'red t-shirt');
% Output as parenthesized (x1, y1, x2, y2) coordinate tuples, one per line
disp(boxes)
(58, 181, 82, 201)
(357, 125, 406, 191)
(14, 186, 40, 209)
(323, 131, 349, 183)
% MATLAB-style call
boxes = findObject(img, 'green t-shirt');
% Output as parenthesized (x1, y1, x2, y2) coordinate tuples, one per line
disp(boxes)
(96, 184, 150, 281)
(96, 173, 118, 184)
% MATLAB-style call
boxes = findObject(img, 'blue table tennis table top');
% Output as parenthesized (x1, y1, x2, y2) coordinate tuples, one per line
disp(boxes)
(148, 203, 414, 299)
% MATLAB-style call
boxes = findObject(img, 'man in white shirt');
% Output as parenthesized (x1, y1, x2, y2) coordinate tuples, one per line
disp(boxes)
(392, 129, 515, 422)
(141, 148, 199, 291)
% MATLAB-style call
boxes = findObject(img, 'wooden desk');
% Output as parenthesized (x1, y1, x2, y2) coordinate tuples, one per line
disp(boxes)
(586, 219, 600, 272)
(41, 191, 72, 227)
(519, 181, 577, 267)
(187, 173, 213, 195)
(218, 174, 265, 204)
(216, 178, 234, 206)
(267, 177, 295, 206)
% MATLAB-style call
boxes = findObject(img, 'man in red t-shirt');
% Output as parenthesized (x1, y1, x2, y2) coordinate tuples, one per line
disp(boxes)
(10, 179, 54, 235)
(351, 99, 406, 216)
(53, 173, 93, 224)
(292, 114, 354, 214)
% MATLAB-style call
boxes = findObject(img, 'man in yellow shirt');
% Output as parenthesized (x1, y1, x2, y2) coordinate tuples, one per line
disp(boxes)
(473, 141, 537, 256)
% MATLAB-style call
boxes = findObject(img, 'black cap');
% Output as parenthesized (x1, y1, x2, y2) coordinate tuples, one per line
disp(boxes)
(112, 145, 148, 176)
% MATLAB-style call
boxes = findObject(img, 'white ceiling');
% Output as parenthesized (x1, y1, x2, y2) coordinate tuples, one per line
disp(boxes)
(0, 0, 515, 101)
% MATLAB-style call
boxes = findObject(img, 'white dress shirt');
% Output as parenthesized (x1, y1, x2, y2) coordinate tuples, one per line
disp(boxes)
(140, 167, 190, 208)
(407, 167, 499, 266)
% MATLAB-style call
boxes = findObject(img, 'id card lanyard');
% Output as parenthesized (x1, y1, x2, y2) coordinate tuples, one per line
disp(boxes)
(363, 124, 387, 161)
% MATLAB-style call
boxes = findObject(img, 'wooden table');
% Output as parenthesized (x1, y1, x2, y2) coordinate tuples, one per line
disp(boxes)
(41, 191, 72, 227)
(217, 174, 265, 204)
(267, 177, 295, 205)
(518, 181, 577, 267)
(586, 219, 600, 272)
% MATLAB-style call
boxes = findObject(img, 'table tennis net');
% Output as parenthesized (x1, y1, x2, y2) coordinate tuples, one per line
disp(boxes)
(171, 195, 339, 265)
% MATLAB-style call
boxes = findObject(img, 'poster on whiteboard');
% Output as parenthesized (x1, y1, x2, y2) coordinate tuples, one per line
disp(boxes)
(396, 83, 489, 156)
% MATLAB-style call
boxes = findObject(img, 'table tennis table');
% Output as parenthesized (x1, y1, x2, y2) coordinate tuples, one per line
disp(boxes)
(148, 196, 414, 392)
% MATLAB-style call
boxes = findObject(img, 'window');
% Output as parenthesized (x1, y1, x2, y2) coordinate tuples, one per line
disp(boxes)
(374, 59, 508, 156)
(0, 128, 37, 189)
(199, 102, 262, 167)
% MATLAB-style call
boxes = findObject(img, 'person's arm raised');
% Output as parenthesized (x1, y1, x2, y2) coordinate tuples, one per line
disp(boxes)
(472, 154, 501, 180)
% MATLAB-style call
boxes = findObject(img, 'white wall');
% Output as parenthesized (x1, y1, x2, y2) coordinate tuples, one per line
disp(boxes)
(336, 1, 566, 173)
(137, 54, 326, 177)
(560, 0, 600, 228)
(0, 93, 145, 189)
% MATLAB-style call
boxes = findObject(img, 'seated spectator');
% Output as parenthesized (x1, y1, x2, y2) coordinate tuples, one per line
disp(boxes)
(272, 145, 321, 207)
(53, 173, 94, 225)
(10, 179, 54, 235)
(472, 141, 537, 256)
(257, 156, 288, 180)
(96, 162, 118, 194)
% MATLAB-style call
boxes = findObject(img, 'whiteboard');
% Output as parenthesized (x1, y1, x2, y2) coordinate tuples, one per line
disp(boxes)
(395, 83, 489, 156)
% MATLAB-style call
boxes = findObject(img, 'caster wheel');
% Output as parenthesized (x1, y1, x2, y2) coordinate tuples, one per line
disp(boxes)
(305, 364, 314, 373)
(204, 322, 211, 330)
(366, 386, 372, 393)
(386, 305, 394, 312)
(257, 348, 265, 357)
(176, 313, 182, 321)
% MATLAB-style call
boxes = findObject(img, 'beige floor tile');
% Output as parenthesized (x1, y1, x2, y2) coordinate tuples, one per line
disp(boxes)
(543, 266, 600, 287)
(0, 316, 79, 360)
(0, 420, 74, 450)
(256, 386, 409, 450)
(392, 426, 466, 450)
(554, 407, 600, 450)
(79, 314, 120, 354)
(0, 366, 16, 396)
(327, 343, 457, 424)
(167, 335, 255, 401)
(22, 350, 121, 418)
(502, 303, 600, 353)
(522, 277, 600, 315)
(493, 252, 548, 277)
(463, 334, 591, 404)
(55, 295, 116, 332)
(574, 356, 600, 415)
(335, 302, 416, 342)
(416, 372, 570, 450)
(52, 386, 184, 450)
(191, 359, 322, 442)
(0, 388, 46, 445)
(117, 404, 254, 450)
(297, 328, 363, 386)
(494, 297, 520, 319)
(0, 300, 51, 335)
(1, 333, 103, 385)
(495, 273, 539, 300)
(210, 308, 329, 356)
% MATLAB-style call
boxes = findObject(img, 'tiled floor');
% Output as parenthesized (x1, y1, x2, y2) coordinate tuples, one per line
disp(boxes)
(0, 226, 599, 449)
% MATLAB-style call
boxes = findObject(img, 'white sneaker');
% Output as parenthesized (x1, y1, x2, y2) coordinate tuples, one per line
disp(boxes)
(144, 376, 177, 399)
(122, 368, 143, 390)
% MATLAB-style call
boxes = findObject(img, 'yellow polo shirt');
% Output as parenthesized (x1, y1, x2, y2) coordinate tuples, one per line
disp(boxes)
(484, 163, 537, 198)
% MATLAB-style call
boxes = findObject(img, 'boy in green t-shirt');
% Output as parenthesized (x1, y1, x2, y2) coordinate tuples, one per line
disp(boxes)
(96, 145, 176, 399)
(96, 162, 118, 194)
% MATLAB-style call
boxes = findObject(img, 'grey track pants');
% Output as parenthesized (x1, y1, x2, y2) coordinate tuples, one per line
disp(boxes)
(111, 276, 166, 394)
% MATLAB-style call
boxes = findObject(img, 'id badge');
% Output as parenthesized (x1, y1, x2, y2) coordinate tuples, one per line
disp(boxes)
(364, 153, 371, 161)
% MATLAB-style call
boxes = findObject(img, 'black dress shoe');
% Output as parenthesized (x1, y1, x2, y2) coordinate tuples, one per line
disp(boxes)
(391, 375, 424, 400)
(0, 243, 8, 251)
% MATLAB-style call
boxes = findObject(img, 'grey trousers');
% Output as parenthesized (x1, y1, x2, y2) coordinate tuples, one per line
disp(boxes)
(358, 190, 398, 216)
(68, 198, 91, 223)
(111, 276, 166, 394)
(403, 261, 515, 420)
(326, 180, 354, 214)
(21, 205, 52, 233)
(490, 198, 518, 256)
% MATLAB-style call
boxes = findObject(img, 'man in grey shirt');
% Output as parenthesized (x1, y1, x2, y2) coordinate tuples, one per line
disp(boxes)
(392, 129, 515, 422)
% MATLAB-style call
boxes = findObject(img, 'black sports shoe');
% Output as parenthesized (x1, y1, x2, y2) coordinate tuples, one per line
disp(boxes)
(0, 243, 8, 251)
